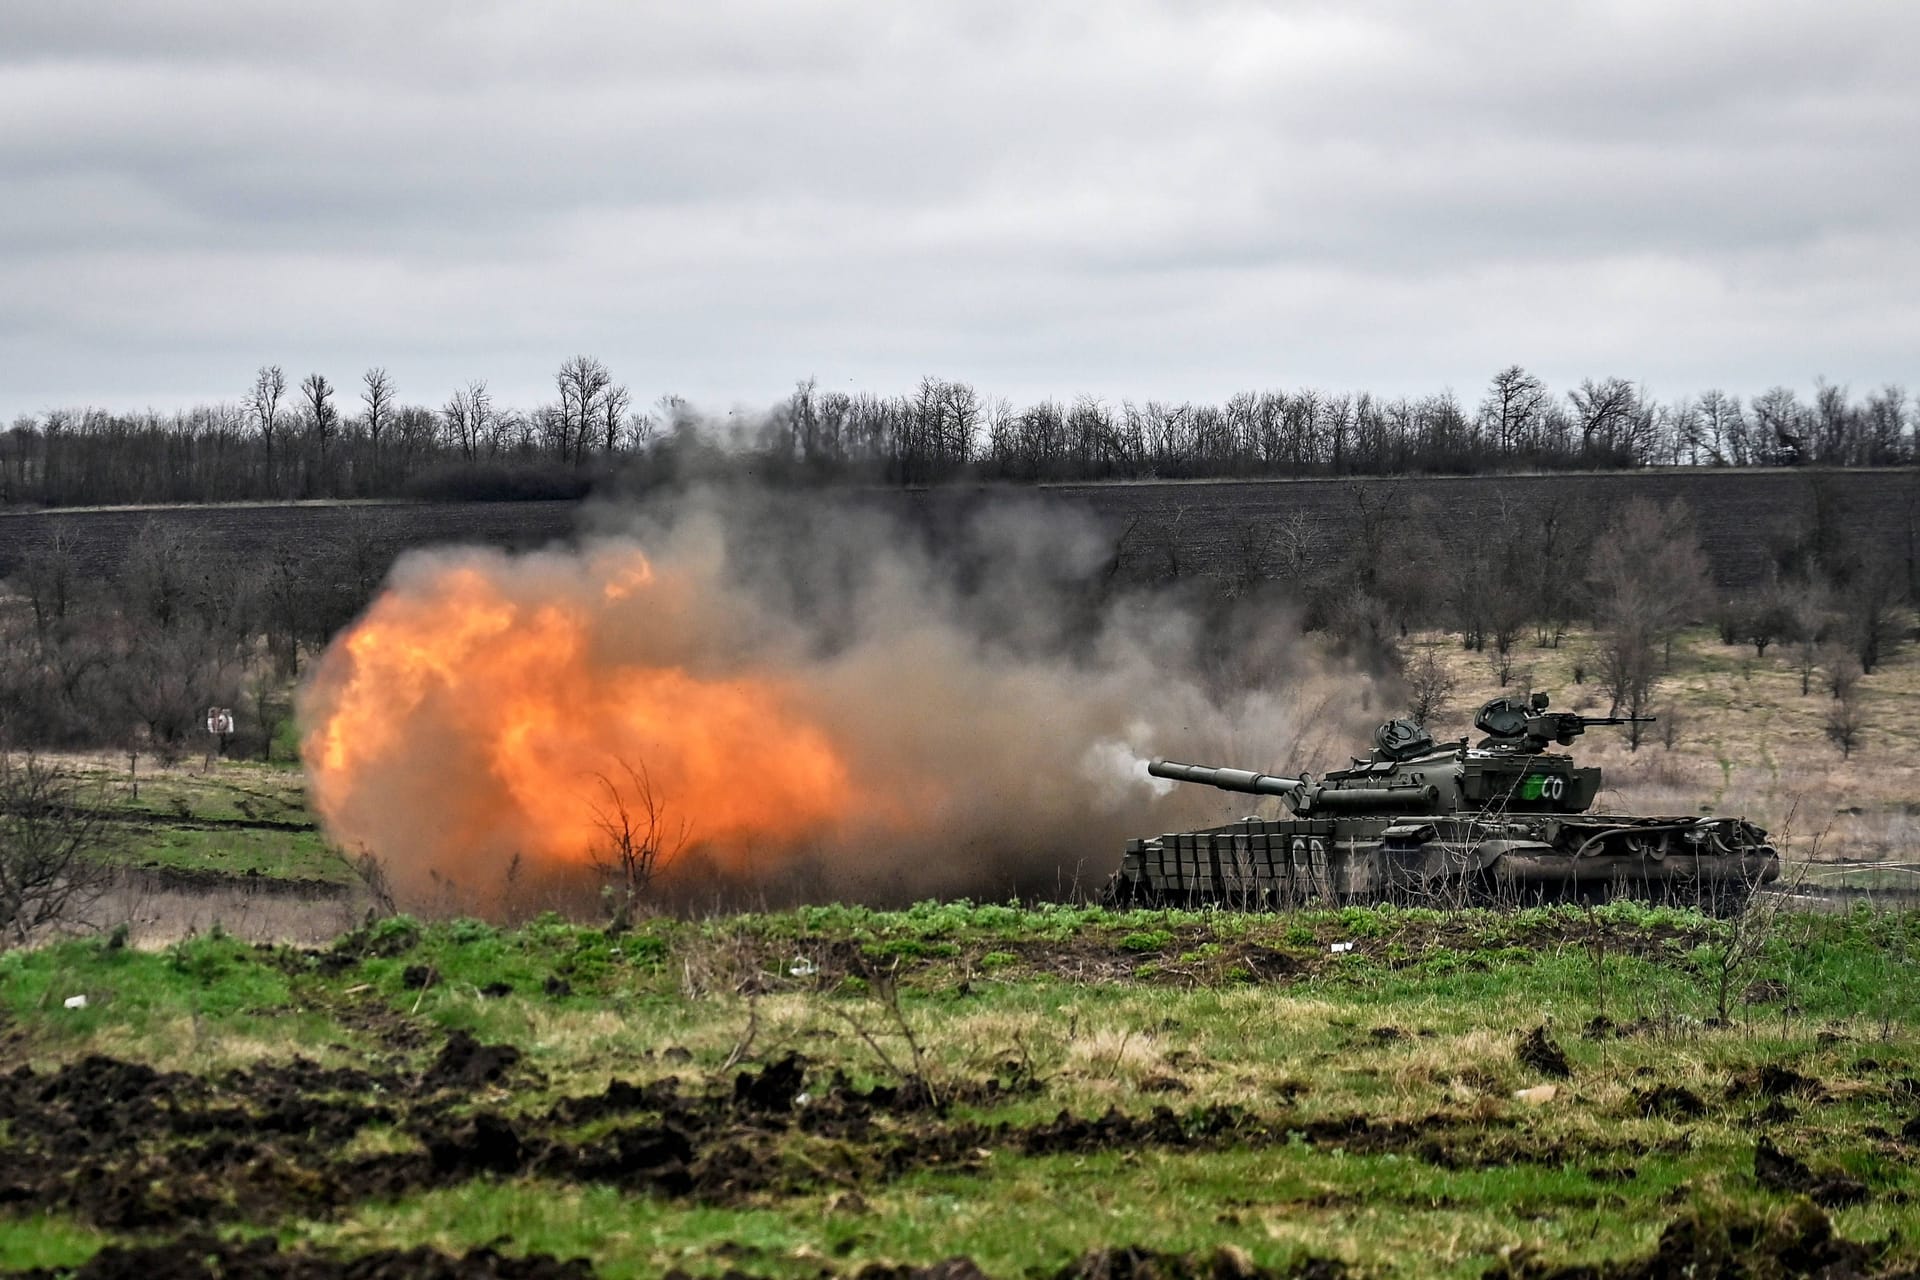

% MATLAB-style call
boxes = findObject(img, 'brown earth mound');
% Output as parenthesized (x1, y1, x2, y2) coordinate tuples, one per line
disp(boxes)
(0, 1233, 593, 1279)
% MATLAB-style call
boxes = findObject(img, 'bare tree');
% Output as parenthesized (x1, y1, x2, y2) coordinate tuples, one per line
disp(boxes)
(300, 372, 338, 479)
(1787, 581, 1831, 696)
(1590, 499, 1709, 668)
(1693, 389, 1749, 465)
(20, 524, 82, 634)
(247, 364, 287, 489)
(588, 759, 689, 929)
(1479, 366, 1550, 455)
(1225, 521, 1277, 598)
(555, 355, 613, 463)
(1597, 625, 1659, 748)
(598, 381, 633, 455)
(1746, 585, 1790, 657)
(115, 520, 207, 631)
(0, 752, 115, 947)
(1569, 376, 1652, 463)
(114, 621, 242, 759)
(1750, 386, 1810, 465)
(442, 380, 492, 461)
(1842, 553, 1900, 675)
(361, 367, 395, 471)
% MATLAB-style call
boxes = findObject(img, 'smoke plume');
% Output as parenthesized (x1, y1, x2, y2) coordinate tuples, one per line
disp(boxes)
(299, 487, 1382, 911)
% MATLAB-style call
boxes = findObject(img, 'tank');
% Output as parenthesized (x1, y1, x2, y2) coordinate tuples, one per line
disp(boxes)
(1110, 692, 1779, 912)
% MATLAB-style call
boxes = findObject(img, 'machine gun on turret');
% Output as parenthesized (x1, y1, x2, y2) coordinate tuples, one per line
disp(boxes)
(1473, 692, 1654, 753)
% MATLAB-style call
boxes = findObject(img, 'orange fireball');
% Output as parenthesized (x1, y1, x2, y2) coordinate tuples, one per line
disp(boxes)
(301, 541, 856, 888)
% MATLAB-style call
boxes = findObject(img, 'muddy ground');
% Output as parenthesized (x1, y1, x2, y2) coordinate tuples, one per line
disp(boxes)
(6, 900, 1920, 1278)
(3, 1012, 1915, 1278)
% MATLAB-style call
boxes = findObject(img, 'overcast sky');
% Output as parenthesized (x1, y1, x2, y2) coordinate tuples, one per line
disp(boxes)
(3, 0, 1916, 422)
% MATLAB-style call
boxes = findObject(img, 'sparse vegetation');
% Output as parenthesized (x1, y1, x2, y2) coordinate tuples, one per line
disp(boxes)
(0, 753, 115, 947)
(1, 903, 1918, 1278)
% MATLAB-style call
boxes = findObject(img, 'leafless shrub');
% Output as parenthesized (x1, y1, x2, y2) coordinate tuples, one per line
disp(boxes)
(348, 849, 398, 918)
(1404, 644, 1458, 727)
(828, 958, 934, 1102)
(1226, 522, 1276, 598)
(1825, 694, 1865, 760)
(1788, 581, 1832, 695)
(1485, 643, 1516, 688)
(0, 752, 117, 947)
(498, 851, 526, 925)
(1657, 704, 1686, 750)
(588, 758, 689, 931)
(1822, 647, 1863, 701)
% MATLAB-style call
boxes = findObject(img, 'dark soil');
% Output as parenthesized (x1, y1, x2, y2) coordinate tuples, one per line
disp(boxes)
(0, 1233, 595, 1279)
(1484, 1201, 1889, 1280)
(422, 1030, 522, 1090)
(1634, 1085, 1707, 1119)
(1517, 1026, 1572, 1078)
(1729, 1065, 1826, 1101)
(682, 1244, 1347, 1280)
(0, 1041, 1671, 1234)
(1754, 1138, 1871, 1208)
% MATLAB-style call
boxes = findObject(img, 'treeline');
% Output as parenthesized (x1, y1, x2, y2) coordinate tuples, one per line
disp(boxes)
(2, 362, 1915, 508)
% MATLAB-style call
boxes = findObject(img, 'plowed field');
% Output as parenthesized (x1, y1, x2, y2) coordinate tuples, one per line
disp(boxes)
(3, 470, 1913, 589)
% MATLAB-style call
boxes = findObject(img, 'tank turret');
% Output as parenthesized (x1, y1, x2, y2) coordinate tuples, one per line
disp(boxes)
(1111, 691, 1777, 911)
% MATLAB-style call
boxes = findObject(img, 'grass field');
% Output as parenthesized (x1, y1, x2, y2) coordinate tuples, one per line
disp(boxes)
(3, 902, 1919, 1278)
(42, 753, 352, 889)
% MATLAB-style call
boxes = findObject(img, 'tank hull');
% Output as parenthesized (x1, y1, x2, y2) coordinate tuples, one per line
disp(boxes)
(1110, 812, 1778, 913)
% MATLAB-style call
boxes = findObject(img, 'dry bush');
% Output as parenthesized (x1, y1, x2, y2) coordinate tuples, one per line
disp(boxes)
(0, 752, 116, 946)
(1825, 695, 1865, 760)
(1657, 704, 1687, 750)
(1823, 648, 1863, 701)
(1404, 644, 1458, 727)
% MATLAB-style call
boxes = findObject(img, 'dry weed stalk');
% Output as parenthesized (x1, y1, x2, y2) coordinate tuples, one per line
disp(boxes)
(1705, 806, 1817, 1026)
(828, 958, 935, 1103)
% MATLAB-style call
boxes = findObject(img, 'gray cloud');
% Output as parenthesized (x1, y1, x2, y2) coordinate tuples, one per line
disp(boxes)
(2, 0, 1915, 418)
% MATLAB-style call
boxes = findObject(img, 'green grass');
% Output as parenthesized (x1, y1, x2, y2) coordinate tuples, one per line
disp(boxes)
(0, 1214, 112, 1272)
(4, 903, 1920, 1276)
(48, 754, 354, 885)
(107, 823, 351, 883)
(0, 930, 351, 1065)
(87, 760, 314, 825)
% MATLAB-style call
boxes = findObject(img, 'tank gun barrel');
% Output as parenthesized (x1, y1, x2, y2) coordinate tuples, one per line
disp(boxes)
(1148, 759, 1304, 799)
(1148, 759, 1439, 816)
